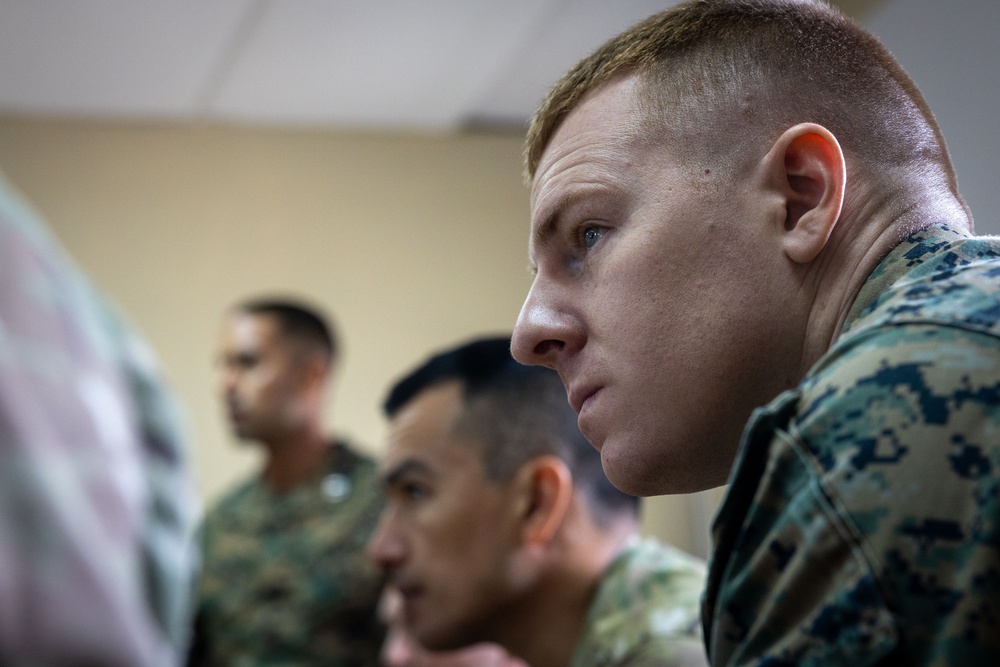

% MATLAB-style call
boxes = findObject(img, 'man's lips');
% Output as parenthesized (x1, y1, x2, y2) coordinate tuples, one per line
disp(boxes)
(387, 576, 423, 600)
(393, 582, 425, 609)
(225, 400, 244, 422)
(568, 385, 599, 414)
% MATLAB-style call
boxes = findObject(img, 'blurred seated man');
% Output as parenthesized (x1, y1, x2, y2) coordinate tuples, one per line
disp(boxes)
(0, 172, 198, 665)
(190, 298, 384, 666)
(368, 337, 707, 667)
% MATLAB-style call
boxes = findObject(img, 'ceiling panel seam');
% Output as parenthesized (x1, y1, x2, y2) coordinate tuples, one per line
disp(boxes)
(455, 0, 568, 129)
(193, 0, 271, 118)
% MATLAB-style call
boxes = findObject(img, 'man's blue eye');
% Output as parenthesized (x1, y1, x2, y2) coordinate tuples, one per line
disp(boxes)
(583, 226, 603, 249)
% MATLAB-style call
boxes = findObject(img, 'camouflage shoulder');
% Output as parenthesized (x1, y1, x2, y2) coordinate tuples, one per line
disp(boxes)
(844, 226, 1000, 337)
(791, 324, 1000, 662)
(198, 474, 261, 536)
(570, 539, 706, 666)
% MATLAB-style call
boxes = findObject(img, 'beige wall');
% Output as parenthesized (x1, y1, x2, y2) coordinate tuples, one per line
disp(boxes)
(0, 116, 717, 557)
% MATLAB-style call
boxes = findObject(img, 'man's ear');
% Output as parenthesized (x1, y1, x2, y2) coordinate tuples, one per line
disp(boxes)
(513, 456, 573, 547)
(297, 354, 330, 393)
(763, 123, 845, 264)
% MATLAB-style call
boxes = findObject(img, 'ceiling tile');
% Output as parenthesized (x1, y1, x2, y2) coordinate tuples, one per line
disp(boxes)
(209, 0, 559, 129)
(0, 0, 255, 118)
(465, 0, 682, 128)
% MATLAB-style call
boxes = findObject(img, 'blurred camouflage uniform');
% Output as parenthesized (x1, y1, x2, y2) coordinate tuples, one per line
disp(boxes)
(0, 173, 199, 666)
(570, 537, 707, 667)
(704, 224, 1000, 665)
(191, 441, 385, 666)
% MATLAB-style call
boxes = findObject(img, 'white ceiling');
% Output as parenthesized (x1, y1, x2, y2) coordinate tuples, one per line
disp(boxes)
(0, 0, 879, 132)
(5, 0, 999, 236)
(0, 0, 691, 131)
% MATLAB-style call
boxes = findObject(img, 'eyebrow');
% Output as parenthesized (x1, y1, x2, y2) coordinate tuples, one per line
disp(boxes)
(530, 183, 618, 260)
(531, 207, 561, 256)
(380, 458, 433, 489)
(217, 350, 255, 365)
(530, 192, 576, 257)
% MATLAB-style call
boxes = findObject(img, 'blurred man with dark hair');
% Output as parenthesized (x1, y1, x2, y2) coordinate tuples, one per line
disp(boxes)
(190, 298, 384, 666)
(368, 337, 706, 667)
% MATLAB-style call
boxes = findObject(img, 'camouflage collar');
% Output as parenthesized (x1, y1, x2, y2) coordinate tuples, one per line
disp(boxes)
(840, 224, 971, 337)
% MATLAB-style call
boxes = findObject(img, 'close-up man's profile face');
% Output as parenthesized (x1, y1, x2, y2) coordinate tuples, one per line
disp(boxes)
(367, 381, 524, 651)
(216, 312, 305, 442)
(512, 74, 790, 496)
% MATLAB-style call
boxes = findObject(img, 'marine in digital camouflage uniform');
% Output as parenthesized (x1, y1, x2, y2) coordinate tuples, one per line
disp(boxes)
(191, 299, 384, 666)
(509, 1, 1000, 665)
(193, 440, 385, 666)
(705, 225, 1000, 665)
(0, 172, 199, 666)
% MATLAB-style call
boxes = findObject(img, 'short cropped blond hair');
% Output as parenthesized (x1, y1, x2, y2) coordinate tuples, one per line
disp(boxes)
(525, 0, 955, 187)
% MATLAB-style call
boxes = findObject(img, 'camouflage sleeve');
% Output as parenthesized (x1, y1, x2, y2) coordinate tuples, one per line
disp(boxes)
(0, 175, 199, 666)
(707, 323, 1000, 665)
(575, 539, 707, 667)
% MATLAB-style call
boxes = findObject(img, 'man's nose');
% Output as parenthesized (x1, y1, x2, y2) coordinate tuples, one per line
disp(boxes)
(366, 513, 405, 568)
(511, 283, 577, 369)
(217, 364, 240, 395)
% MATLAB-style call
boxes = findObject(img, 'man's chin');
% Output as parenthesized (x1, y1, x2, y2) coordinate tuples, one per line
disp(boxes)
(599, 437, 665, 497)
(414, 631, 462, 654)
(231, 428, 261, 444)
(415, 622, 484, 655)
(576, 412, 604, 454)
(605, 465, 657, 496)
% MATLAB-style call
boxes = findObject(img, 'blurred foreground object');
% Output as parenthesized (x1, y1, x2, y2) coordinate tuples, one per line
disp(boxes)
(0, 173, 199, 666)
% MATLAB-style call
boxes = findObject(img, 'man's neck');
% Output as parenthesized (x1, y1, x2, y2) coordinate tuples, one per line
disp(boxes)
(499, 574, 595, 667)
(501, 519, 637, 667)
(260, 426, 331, 494)
(799, 185, 971, 377)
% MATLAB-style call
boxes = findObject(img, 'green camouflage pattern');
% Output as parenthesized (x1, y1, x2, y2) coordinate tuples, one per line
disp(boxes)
(705, 225, 1000, 665)
(570, 538, 708, 667)
(191, 441, 386, 667)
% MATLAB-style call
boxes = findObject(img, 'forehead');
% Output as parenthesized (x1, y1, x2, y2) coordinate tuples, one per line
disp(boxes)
(383, 382, 486, 477)
(529, 77, 653, 241)
(220, 312, 282, 353)
(536, 78, 648, 180)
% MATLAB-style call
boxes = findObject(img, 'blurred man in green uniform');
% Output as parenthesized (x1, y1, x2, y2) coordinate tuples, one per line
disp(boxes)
(190, 299, 384, 666)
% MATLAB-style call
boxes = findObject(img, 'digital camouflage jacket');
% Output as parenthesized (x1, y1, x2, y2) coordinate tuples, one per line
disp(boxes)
(191, 441, 385, 667)
(705, 225, 1000, 666)
(571, 538, 707, 667)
